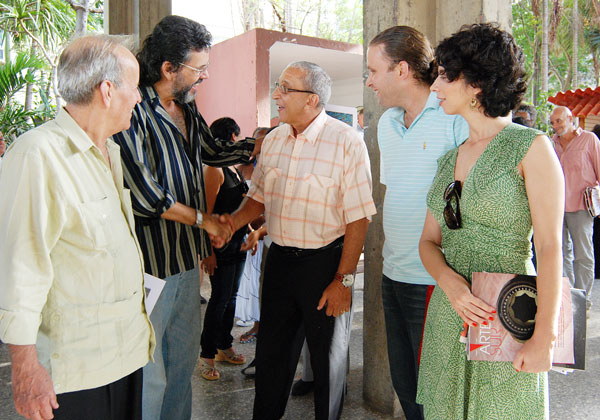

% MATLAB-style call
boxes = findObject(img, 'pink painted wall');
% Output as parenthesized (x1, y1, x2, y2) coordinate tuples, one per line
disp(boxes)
(196, 28, 361, 137)
(195, 30, 259, 138)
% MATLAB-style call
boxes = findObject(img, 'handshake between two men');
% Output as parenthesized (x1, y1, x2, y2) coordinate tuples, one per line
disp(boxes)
(201, 212, 244, 250)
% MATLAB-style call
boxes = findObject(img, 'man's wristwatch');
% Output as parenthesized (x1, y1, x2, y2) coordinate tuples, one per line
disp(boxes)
(195, 210, 203, 229)
(334, 272, 355, 288)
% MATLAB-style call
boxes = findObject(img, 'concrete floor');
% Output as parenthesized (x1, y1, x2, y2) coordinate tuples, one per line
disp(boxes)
(1, 273, 599, 419)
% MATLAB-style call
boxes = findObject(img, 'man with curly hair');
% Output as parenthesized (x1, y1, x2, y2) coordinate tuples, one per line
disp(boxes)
(112, 15, 260, 420)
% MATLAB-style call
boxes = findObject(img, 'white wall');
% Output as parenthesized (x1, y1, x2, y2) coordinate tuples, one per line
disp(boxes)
(330, 77, 363, 108)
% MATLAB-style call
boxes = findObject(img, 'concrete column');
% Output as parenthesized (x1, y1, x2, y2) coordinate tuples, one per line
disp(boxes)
(107, 0, 171, 45)
(362, 0, 511, 416)
(435, 0, 513, 42)
(139, 0, 171, 45)
(106, 0, 136, 36)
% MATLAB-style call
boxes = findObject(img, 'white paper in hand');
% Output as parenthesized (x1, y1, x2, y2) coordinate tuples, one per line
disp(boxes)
(143, 273, 166, 316)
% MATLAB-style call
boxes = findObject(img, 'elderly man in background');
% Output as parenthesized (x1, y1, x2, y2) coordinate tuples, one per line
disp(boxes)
(515, 103, 537, 128)
(551, 105, 600, 310)
(216, 61, 376, 420)
(356, 105, 365, 137)
(112, 15, 257, 420)
(0, 35, 154, 420)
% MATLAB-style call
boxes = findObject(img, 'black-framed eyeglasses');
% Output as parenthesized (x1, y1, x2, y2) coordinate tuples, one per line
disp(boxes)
(274, 82, 315, 95)
(179, 62, 209, 75)
(443, 181, 462, 230)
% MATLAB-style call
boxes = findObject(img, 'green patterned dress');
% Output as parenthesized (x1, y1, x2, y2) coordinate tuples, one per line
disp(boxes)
(416, 124, 549, 420)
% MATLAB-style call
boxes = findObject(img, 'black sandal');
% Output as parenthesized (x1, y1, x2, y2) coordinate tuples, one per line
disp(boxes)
(241, 359, 256, 378)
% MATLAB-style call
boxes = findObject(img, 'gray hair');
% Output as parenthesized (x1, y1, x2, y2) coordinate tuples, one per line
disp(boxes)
(58, 34, 134, 105)
(284, 61, 332, 108)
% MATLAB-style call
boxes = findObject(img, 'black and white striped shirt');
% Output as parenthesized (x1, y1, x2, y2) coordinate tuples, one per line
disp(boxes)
(112, 86, 254, 279)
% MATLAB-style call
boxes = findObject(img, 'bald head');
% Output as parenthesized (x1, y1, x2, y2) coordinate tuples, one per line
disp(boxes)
(550, 106, 574, 137)
(551, 106, 572, 119)
(58, 34, 136, 105)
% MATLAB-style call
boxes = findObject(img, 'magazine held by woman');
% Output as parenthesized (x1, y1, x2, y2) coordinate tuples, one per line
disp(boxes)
(468, 272, 585, 369)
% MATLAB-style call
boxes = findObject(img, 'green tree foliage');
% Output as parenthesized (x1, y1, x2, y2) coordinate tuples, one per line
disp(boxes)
(0, 0, 104, 139)
(240, 0, 362, 44)
(0, 0, 74, 60)
(513, 0, 600, 102)
(512, 0, 600, 128)
(0, 51, 44, 140)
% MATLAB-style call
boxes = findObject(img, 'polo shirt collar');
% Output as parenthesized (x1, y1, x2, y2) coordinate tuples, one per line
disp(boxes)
(55, 107, 95, 153)
(395, 91, 440, 127)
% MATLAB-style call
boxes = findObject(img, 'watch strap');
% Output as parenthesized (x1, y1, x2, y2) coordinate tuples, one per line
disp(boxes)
(195, 210, 203, 228)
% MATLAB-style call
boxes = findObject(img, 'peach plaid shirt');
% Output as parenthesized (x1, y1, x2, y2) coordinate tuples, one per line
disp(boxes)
(248, 110, 376, 249)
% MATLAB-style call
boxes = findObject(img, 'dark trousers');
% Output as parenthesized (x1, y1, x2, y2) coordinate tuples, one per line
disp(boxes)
(53, 368, 142, 420)
(253, 239, 345, 420)
(381, 276, 430, 420)
(200, 258, 246, 358)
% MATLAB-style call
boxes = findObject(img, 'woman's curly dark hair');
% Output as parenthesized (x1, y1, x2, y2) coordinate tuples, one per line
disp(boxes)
(137, 15, 212, 86)
(434, 23, 528, 118)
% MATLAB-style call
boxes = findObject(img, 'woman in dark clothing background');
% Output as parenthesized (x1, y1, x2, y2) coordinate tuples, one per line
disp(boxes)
(199, 117, 250, 380)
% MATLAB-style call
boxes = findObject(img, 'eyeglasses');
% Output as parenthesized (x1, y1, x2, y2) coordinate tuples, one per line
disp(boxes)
(443, 181, 462, 229)
(274, 82, 315, 95)
(179, 62, 209, 75)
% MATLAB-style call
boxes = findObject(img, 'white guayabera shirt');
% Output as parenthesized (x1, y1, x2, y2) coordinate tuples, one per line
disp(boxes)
(0, 109, 155, 393)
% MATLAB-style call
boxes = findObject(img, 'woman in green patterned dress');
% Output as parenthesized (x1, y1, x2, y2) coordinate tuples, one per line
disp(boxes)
(416, 24, 565, 419)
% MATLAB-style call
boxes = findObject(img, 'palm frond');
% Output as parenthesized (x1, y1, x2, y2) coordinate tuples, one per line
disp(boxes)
(0, 51, 44, 107)
(0, 104, 36, 139)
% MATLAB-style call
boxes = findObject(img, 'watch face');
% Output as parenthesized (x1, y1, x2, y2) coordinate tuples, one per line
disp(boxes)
(342, 274, 354, 287)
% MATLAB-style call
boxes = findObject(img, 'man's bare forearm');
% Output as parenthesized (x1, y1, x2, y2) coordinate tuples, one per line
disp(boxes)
(9, 343, 59, 419)
(336, 218, 369, 274)
(161, 202, 197, 225)
(231, 197, 265, 231)
(9, 344, 39, 368)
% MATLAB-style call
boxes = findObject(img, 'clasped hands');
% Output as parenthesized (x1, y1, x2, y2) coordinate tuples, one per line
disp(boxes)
(202, 213, 237, 249)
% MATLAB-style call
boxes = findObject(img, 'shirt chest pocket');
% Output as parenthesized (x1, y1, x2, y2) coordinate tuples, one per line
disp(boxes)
(264, 166, 336, 194)
(263, 166, 284, 192)
(297, 172, 336, 194)
(565, 148, 587, 172)
(293, 172, 338, 218)
(78, 196, 113, 249)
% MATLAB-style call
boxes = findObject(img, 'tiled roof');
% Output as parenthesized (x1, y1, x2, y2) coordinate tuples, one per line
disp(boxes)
(548, 87, 600, 117)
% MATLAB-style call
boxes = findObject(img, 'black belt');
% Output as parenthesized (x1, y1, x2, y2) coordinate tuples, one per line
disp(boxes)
(272, 236, 344, 257)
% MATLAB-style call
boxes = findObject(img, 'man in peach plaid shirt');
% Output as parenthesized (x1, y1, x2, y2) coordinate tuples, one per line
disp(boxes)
(216, 61, 376, 420)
